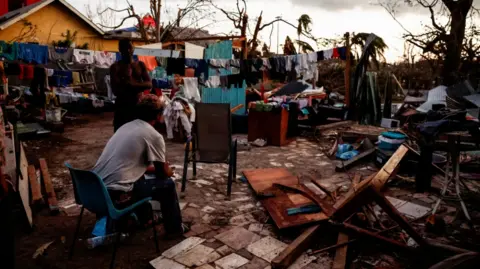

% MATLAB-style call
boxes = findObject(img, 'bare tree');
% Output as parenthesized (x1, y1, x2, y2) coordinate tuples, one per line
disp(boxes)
(379, 0, 477, 85)
(208, 0, 317, 57)
(94, 0, 214, 43)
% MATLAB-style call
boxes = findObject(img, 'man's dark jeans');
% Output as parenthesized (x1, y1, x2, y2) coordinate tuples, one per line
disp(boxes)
(109, 177, 183, 235)
(133, 177, 183, 234)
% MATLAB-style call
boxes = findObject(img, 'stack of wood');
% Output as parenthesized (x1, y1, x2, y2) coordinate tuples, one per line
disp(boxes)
(17, 144, 59, 229)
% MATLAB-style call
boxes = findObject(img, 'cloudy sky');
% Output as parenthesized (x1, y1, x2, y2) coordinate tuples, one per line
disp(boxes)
(67, 0, 464, 62)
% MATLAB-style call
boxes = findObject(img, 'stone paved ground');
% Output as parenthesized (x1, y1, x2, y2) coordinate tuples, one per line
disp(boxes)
(18, 113, 480, 269)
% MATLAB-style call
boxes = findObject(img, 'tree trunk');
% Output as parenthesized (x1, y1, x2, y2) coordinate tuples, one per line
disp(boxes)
(442, 0, 472, 85)
(249, 12, 263, 56)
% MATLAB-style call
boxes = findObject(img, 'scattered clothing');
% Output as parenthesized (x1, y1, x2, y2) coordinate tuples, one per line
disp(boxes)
(94, 51, 116, 68)
(21, 64, 34, 80)
(18, 43, 49, 64)
(93, 119, 166, 192)
(48, 47, 73, 62)
(73, 49, 95, 64)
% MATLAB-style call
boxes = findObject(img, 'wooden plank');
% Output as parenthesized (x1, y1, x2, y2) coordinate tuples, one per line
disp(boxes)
(371, 145, 409, 191)
(39, 158, 59, 213)
(242, 168, 296, 194)
(333, 233, 349, 269)
(18, 145, 33, 227)
(272, 225, 321, 269)
(28, 165, 43, 204)
(315, 121, 353, 132)
(335, 148, 376, 172)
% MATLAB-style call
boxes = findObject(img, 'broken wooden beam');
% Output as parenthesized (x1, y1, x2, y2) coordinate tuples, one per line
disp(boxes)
(39, 159, 59, 213)
(370, 145, 408, 191)
(28, 165, 43, 204)
(333, 233, 349, 269)
(368, 186, 428, 247)
(336, 222, 412, 252)
(272, 225, 321, 269)
(316, 121, 353, 132)
(335, 148, 376, 172)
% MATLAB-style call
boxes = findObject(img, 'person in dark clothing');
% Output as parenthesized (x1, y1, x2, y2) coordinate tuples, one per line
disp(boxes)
(110, 39, 152, 131)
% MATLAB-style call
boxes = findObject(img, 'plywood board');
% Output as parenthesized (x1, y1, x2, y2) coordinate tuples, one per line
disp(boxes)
(18, 145, 33, 227)
(243, 168, 296, 194)
(262, 191, 328, 229)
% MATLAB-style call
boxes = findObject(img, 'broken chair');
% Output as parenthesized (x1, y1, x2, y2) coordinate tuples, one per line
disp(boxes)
(181, 103, 237, 196)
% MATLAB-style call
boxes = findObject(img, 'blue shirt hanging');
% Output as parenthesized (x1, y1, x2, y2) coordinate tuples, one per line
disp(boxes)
(18, 43, 49, 64)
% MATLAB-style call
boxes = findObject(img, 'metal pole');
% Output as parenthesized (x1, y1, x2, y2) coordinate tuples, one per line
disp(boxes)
(276, 16, 281, 55)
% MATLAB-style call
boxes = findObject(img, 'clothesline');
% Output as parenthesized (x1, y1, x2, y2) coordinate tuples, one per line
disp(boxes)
(0, 40, 347, 68)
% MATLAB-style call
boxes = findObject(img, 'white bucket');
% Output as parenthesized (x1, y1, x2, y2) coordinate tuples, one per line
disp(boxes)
(46, 108, 67, 122)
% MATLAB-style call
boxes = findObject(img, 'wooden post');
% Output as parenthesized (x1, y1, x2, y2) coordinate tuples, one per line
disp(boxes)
(241, 14, 249, 59)
(344, 32, 351, 107)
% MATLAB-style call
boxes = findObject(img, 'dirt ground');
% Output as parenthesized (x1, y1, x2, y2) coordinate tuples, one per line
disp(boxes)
(15, 112, 480, 269)
(17, 112, 347, 269)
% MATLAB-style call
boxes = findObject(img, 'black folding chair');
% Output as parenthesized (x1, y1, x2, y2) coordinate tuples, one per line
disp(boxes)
(181, 103, 237, 196)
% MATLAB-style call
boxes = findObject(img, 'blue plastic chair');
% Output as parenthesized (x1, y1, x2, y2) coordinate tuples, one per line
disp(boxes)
(65, 163, 159, 269)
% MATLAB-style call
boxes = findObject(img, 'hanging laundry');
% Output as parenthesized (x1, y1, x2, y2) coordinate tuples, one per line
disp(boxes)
(73, 49, 94, 64)
(195, 59, 209, 80)
(227, 74, 243, 88)
(285, 56, 294, 71)
(116, 53, 138, 62)
(46, 69, 54, 77)
(220, 75, 228, 88)
(261, 58, 271, 70)
(94, 51, 117, 68)
(185, 59, 199, 69)
(137, 55, 158, 71)
(49, 47, 73, 62)
(22, 64, 34, 80)
(207, 76, 221, 88)
(337, 47, 347, 60)
(316, 50, 324, 61)
(182, 77, 201, 102)
(332, 48, 340, 59)
(156, 57, 167, 67)
(4, 62, 21, 76)
(151, 66, 167, 79)
(166, 58, 185, 76)
(323, 49, 333, 60)
(18, 43, 48, 64)
(295, 54, 308, 74)
(52, 70, 73, 87)
(185, 42, 205, 59)
(0, 41, 18, 61)
(230, 59, 241, 74)
(152, 78, 170, 89)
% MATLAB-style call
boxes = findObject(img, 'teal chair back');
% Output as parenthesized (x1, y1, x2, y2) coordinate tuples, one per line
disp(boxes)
(65, 163, 116, 219)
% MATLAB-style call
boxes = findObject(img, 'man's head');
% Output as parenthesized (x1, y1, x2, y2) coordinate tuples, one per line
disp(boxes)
(136, 94, 165, 125)
(118, 39, 134, 62)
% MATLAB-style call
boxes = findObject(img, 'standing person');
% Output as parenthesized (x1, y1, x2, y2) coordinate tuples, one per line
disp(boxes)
(93, 94, 185, 237)
(110, 39, 152, 132)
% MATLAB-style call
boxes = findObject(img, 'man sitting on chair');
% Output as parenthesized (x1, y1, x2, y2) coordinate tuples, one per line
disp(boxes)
(93, 94, 184, 236)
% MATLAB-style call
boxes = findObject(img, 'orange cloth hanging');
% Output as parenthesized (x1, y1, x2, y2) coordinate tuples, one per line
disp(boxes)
(137, 56, 158, 72)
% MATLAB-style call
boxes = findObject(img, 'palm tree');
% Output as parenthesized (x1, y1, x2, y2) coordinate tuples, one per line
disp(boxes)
(297, 14, 312, 53)
(295, 40, 315, 53)
(350, 32, 388, 68)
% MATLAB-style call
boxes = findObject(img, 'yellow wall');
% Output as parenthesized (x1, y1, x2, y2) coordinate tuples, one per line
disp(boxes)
(0, 2, 120, 51)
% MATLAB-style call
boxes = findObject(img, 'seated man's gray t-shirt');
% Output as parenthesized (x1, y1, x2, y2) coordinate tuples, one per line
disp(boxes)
(93, 119, 166, 192)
